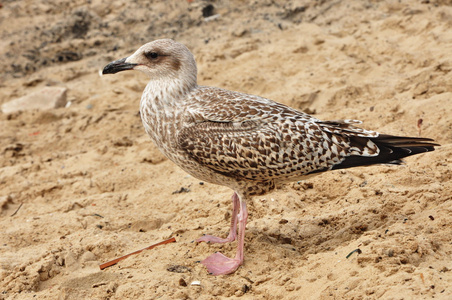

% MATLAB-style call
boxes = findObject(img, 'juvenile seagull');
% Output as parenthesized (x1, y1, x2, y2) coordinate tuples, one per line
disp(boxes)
(103, 39, 438, 275)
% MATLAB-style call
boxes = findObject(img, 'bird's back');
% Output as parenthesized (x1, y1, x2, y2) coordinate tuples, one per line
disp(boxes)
(175, 86, 437, 190)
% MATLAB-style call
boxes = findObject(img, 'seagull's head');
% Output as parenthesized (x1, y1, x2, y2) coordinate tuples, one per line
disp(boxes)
(102, 39, 197, 83)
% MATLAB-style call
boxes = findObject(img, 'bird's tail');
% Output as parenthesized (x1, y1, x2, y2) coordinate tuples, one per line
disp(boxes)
(331, 134, 439, 170)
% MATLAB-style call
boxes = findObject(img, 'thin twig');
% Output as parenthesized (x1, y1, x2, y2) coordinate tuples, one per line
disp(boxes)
(10, 203, 23, 217)
(346, 248, 362, 259)
(99, 237, 176, 270)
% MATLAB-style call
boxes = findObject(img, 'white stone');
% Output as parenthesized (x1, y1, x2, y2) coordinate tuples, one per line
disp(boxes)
(1, 86, 67, 114)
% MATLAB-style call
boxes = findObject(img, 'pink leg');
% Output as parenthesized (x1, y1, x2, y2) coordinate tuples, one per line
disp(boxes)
(197, 192, 239, 244)
(200, 197, 248, 275)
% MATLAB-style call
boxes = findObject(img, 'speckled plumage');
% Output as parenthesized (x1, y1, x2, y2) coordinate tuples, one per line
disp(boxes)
(103, 39, 438, 275)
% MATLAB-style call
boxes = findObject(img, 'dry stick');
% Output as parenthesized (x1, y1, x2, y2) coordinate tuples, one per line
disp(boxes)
(10, 202, 23, 217)
(99, 237, 176, 270)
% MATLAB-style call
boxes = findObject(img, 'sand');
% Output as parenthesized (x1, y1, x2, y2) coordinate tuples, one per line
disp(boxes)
(1, 0, 452, 299)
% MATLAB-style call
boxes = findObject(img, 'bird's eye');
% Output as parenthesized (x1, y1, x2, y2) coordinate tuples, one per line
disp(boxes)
(145, 52, 159, 59)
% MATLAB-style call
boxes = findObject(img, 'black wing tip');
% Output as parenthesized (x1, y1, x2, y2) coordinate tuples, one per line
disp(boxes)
(331, 134, 439, 171)
(376, 134, 440, 147)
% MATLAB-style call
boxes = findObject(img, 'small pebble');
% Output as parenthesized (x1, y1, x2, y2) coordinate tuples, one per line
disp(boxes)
(179, 278, 187, 287)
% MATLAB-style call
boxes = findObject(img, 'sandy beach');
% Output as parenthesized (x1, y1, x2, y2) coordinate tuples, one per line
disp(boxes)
(1, 0, 452, 299)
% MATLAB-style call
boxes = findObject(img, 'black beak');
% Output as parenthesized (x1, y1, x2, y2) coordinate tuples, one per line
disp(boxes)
(102, 57, 138, 75)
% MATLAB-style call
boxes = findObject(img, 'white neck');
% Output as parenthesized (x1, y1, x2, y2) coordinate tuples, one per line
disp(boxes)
(140, 62, 197, 107)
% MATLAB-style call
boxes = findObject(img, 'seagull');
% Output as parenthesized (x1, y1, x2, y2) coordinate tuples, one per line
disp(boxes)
(102, 39, 438, 275)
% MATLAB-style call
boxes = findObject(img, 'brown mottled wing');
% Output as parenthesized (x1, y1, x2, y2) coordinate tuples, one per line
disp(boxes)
(177, 87, 377, 182)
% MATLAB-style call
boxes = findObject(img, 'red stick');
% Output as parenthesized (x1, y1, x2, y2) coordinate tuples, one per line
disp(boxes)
(99, 237, 176, 270)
